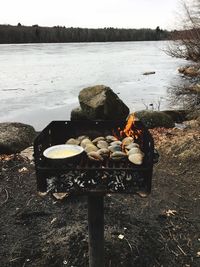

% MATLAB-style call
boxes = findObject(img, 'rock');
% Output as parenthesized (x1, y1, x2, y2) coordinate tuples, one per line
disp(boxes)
(0, 122, 36, 154)
(143, 71, 156, 75)
(178, 65, 200, 77)
(186, 109, 200, 120)
(70, 106, 88, 121)
(78, 85, 129, 120)
(188, 84, 200, 94)
(135, 110, 175, 128)
(162, 110, 188, 123)
(184, 66, 199, 76)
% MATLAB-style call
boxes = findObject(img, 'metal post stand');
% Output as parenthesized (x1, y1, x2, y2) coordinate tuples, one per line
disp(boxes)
(88, 195, 105, 267)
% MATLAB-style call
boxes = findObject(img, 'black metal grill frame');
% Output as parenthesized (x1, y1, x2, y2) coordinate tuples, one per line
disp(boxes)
(34, 120, 155, 194)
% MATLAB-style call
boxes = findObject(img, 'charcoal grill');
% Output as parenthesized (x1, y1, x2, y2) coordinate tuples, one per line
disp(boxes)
(34, 120, 158, 267)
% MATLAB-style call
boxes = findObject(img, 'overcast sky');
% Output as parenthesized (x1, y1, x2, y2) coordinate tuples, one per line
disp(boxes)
(0, 0, 180, 29)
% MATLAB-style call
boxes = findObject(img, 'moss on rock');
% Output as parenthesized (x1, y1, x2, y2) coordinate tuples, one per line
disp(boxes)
(135, 110, 175, 128)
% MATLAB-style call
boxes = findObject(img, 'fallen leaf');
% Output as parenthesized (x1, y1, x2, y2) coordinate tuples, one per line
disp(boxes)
(52, 193, 68, 200)
(18, 167, 28, 173)
(166, 209, 177, 216)
(38, 191, 48, 197)
(137, 191, 148, 198)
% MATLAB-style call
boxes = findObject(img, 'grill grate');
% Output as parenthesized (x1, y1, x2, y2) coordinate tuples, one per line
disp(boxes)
(34, 120, 155, 194)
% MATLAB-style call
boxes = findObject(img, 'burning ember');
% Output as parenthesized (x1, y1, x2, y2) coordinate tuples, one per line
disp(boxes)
(114, 114, 142, 141)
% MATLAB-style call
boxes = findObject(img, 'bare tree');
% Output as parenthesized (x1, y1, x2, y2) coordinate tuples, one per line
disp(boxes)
(167, 0, 200, 62)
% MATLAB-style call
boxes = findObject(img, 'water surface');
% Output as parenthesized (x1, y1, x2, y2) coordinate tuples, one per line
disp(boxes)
(0, 41, 186, 130)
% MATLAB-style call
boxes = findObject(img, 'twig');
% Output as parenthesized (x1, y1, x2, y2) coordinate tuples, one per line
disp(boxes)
(1, 188, 9, 206)
(171, 250, 179, 257)
(9, 257, 22, 262)
(26, 197, 33, 206)
(177, 245, 187, 256)
(124, 238, 133, 254)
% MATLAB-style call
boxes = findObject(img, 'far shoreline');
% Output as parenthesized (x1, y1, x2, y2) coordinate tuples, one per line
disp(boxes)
(0, 24, 169, 44)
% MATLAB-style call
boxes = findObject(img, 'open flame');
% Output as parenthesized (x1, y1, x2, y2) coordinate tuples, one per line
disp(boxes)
(120, 113, 135, 137)
(113, 114, 142, 141)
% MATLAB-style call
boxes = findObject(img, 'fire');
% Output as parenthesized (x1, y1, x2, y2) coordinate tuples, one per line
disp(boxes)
(113, 113, 142, 141)
(120, 114, 135, 137)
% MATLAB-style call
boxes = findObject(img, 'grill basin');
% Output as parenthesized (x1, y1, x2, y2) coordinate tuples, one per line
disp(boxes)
(34, 120, 156, 194)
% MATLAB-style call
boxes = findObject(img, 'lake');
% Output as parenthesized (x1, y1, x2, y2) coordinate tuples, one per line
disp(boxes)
(0, 41, 186, 130)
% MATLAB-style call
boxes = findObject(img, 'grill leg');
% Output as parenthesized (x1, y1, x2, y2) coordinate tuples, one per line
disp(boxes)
(88, 195, 104, 267)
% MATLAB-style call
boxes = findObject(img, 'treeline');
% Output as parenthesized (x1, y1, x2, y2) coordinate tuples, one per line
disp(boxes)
(0, 24, 169, 44)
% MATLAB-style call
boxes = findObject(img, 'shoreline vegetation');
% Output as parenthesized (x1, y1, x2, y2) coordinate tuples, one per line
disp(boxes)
(165, 0, 200, 116)
(0, 24, 169, 44)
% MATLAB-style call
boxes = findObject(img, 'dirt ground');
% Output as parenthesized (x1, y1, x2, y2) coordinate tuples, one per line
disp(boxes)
(0, 126, 200, 267)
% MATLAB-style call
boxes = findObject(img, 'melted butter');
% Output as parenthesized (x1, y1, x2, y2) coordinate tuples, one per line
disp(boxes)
(47, 149, 78, 159)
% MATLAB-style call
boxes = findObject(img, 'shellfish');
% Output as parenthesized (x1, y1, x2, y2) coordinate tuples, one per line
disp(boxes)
(122, 137, 134, 146)
(97, 140, 109, 149)
(77, 135, 89, 142)
(128, 153, 143, 165)
(110, 140, 122, 146)
(108, 145, 122, 153)
(92, 136, 105, 144)
(87, 151, 104, 161)
(84, 144, 98, 153)
(128, 147, 143, 156)
(105, 135, 118, 143)
(66, 138, 80, 145)
(98, 148, 110, 158)
(81, 138, 92, 148)
(110, 151, 127, 160)
(126, 143, 140, 150)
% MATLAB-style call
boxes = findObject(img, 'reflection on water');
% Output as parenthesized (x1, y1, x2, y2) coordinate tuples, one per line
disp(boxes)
(0, 41, 186, 129)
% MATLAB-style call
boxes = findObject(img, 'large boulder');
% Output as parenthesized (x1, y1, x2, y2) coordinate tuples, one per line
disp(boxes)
(0, 122, 37, 154)
(135, 110, 175, 128)
(162, 110, 188, 123)
(70, 106, 88, 121)
(78, 85, 129, 120)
